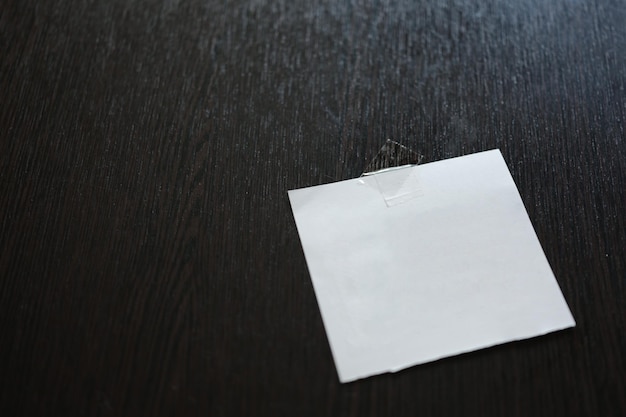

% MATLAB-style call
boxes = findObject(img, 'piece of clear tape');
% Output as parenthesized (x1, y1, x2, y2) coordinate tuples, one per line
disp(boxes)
(362, 164, 423, 207)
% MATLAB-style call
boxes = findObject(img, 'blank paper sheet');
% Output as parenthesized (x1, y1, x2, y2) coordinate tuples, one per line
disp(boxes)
(288, 149, 575, 383)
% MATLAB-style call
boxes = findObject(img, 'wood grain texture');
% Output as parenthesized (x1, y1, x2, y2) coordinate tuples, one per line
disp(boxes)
(1, 0, 624, 415)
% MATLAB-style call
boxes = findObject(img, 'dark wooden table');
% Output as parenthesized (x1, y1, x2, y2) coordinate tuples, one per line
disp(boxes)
(1, 1, 625, 416)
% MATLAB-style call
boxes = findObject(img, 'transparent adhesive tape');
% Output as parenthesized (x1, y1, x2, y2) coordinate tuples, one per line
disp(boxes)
(361, 140, 423, 207)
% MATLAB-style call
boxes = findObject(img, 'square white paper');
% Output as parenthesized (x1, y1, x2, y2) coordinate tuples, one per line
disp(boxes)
(288, 149, 575, 383)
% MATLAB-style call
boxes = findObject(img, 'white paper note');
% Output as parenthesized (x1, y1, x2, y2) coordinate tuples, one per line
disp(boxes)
(288, 149, 575, 383)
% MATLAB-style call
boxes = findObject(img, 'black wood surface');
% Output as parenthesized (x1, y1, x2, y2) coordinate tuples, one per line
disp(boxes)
(1, 1, 625, 416)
